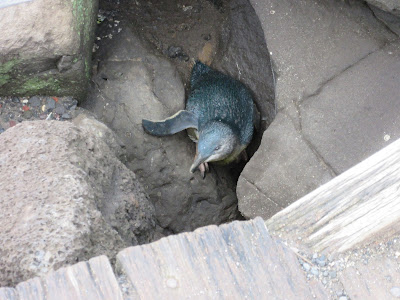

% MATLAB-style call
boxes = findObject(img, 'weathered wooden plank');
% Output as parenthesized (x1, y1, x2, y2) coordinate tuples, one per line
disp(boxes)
(266, 138, 400, 253)
(118, 225, 242, 299)
(43, 255, 122, 300)
(87, 256, 124, 300)
(218, 219, 328, 299)
(117, 217, 328, 299)
(340, 257, 400, 300)
(0, 287, 19, 300)
(44, 261, 100, 300)
(15, 277, 45, 300)
(2, 256, 123, 300)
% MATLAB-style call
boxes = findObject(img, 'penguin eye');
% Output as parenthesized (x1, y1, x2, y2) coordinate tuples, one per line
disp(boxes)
(215, 146, 221, 151)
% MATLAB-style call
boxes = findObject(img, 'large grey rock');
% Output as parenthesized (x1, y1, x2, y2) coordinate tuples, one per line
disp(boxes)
(0, 0, 98, 100)
(214, 0, 276, 128)
(301, 42, 400, 174)
(238, 0, 399, 219)
(237, 112, 334, 218)
(252, 0, 395, 111)
(365, 0, 400, 16)
(0, 120, 155, 286)
(369, 4, 400, 37)
(85, 27, 238, 234)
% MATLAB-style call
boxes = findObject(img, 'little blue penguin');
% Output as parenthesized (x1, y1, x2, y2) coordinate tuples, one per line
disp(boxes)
(142, 61, 254, 177)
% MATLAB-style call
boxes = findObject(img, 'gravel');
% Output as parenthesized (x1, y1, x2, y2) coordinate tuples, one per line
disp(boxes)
(303, 262, 311, 271)
(0, 96, 79, 134)
(310, 267, 319, 276)
(45, 97, 56, 110)
(61, 113, 71, 120)
(23, 111, 33, 119)
(54, 104, 66, 115)
(29, 96, 41, 107)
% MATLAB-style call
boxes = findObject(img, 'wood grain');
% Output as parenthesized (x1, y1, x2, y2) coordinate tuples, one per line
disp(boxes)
(2, 255, 123, 300)
(266, 138, 400, 253)
(16, 277, 45, 300)
(340, 257, 400, 300)
(0, 287, 18, 300)
(117, 217, 327, 299)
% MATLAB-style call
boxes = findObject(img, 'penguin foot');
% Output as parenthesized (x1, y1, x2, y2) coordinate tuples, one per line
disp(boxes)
(199, 162, 209, 178)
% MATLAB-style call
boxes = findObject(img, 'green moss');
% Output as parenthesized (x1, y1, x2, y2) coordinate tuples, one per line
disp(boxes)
(15, 77, 61, 94)
(0, 59, 21, 74)
(0, 75, 10, 87)
(72, 0, 97, 82)
(0, 59, 22, 87)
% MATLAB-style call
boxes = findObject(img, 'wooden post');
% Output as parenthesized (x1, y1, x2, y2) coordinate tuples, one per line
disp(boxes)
(266, 138, 400, 253)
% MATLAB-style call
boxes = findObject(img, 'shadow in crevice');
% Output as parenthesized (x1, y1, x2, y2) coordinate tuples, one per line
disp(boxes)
(89, 0, 276, 233)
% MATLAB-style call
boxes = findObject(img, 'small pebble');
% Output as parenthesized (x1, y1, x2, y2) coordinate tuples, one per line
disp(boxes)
(54, 105, 66, 115)
(12, 96, 20, 103)
(23, 110, 33, 119)
(0, 128, 4, 134)
(312, 253, 318, 259)
(316, 255, 326, 267)
(338, 297, 348, 300)
(303, 263, 311, 272)
(46, 97, 56, 109)
(322, 279, 327, 285)
(167, 46, 183, 58)
(29, 96, 41, 107)
(63, 98, 78, 110)
(9, 120, 16, 127)
(310, 267, 319, 276)
(22, 99, 29, 104)
(323, 271, 329, 277)
(8, 112, 14, 119)
(390, 287, 400, 298)
(39, 113, 47, 120)
(330, 271, 337, 279)
(61, 113, 71, 119)
(202, 33, 211, 41)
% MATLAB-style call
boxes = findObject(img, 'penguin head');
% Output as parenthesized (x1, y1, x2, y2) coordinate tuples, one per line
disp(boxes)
(190, 121, 239, 173)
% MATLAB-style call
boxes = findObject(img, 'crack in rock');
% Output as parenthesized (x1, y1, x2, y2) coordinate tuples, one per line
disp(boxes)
(299, 43, 391, 104)
(241, 175, 284, 209)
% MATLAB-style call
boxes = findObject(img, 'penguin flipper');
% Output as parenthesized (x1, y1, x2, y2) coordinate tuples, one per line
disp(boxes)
(142, 110, 198, 136)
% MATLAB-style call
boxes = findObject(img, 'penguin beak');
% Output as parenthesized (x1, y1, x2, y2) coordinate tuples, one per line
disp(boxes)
(190, 153, 206, 174)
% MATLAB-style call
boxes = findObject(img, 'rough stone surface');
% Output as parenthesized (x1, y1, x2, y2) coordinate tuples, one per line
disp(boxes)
(85, 27, 238, 234)
(237, 113, 334, 217)
(369, 4, 400, 37)
(0, 0, 98, 99)
(0, 120, 155, 286)
(366, 0, 400, 16)
(301, 42, 400, 174)
(214, 0, 276, 128)
(238, 0, 399, 219)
